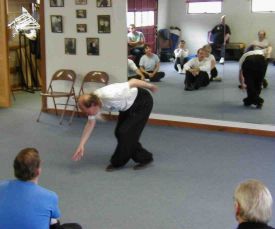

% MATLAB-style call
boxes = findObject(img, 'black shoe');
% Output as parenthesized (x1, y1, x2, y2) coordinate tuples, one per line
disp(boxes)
(184, 85, 194, 91)
(133, 158, 153, 170)
(243, 98, 252, 107)
(105, 164, 122, 172)
(256, 103, 263, 109)
(263, 79, 268, 89)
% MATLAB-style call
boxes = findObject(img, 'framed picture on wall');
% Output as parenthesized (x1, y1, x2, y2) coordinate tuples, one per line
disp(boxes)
(76, 9, 87, 18)
(50, 0, 64, 7)
(77, 24, 87, 33)
(87, 38, 99, 56)
(97, 15, 111, 33)
(75, 0, 87, 5)
(96, 0, 112, 7)
(50, 15, 63, 33)
(65, 38, 76, 55)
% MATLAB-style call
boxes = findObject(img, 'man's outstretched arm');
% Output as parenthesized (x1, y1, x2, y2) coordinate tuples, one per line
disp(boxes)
(128, 79, 158, 93)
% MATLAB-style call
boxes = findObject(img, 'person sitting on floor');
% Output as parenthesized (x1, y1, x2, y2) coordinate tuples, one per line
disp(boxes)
(139, 44, 165, 82)
(174, 40, 189, 74)
(245, 30, 272, 88)
(203, 44, 222, 82)
(246, 30, 273, 61)
(128, 58, 145, 81)
(239, 48, 268, 109)
(234, 179, 274, 229)
(183, 48, 211, 91)
(0, 147, 82, 229)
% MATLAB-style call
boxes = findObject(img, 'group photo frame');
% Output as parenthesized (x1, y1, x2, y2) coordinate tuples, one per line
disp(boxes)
(97, 15, 111, 33)
(87, 38, 99, 56)
(96, 0, 112, 7)
(50, 0, 64, 7)
(76, 24, 87, 33)
(65, 38, 76, 55)
(50, 15, 63, 33)
(76, 9, 87, 18)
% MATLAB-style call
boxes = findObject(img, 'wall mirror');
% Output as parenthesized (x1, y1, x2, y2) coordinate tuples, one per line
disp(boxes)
(128, 0, 275, 127)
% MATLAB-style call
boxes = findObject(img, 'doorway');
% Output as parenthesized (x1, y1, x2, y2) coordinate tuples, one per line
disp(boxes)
(127, 0, 158, 52)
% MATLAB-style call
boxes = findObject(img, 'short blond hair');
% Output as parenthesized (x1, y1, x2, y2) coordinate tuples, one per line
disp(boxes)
(234, 179, 273, 223)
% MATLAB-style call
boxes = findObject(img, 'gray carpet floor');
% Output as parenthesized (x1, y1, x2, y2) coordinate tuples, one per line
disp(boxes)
(157, 61, 275, 125)
(0, 92, 275, 229)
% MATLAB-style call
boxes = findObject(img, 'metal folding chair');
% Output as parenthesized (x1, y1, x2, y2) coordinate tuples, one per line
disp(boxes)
(69, 71, 109, 124)
(37, 69, 79, 125)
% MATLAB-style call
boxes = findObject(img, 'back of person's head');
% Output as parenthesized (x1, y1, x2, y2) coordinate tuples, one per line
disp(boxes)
(234, 179, 273, 224)
(13, 148, 41, 181)
(79, 93, 101, 109)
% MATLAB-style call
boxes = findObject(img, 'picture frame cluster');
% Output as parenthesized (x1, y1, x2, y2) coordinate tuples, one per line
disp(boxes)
(50, 0, 112, 55)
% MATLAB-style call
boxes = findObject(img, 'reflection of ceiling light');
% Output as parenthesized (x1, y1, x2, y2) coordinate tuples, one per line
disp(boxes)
(8, 7, 40, 37)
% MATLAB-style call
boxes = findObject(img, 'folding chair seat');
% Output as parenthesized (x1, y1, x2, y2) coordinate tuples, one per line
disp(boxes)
(37, 69, 79, 124)
(69, 71, 109, 124)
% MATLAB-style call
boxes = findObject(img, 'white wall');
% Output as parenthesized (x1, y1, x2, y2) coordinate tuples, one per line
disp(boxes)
(165, 0, 274, 56)
(44, 0, 127, 90)
(157, 0, 169, 29)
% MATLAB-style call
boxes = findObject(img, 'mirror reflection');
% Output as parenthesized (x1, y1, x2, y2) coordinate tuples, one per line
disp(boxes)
(127, 0, 275, 125)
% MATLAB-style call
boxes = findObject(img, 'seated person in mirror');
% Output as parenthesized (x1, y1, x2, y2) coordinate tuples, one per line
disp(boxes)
(239, 48, 268, 109)
(183, 48, 211, 91)
(127, 24, 145, 67)
(210, 15, 231, 64)
(174, 40, 189, 74)
(234, 179, 274, 229)
(203, 44, 221, 82)
(139, 44, 165, 82)
(246, 30, 273, 61)
(128, 58, 145, 81)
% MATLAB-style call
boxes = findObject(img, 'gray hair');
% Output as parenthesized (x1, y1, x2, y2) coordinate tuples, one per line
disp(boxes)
(234, 179, 273, 223)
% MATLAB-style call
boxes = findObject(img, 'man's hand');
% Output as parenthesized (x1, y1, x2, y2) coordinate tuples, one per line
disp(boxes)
(72, 146, 85, 161)
(128, 78, 158, 93)
(149, 84, 158, 93)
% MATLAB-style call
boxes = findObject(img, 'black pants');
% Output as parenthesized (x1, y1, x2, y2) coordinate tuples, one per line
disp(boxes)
(184, 71, 209, 90)
(242, 55, 267, 106)
(143, 71, 165, 82)
(50, 222, 82, 229)
(211, 43, 225, 60)
(210, 67, 218, 80)
(174, 57, 188, 71)
(111, 88, 153, 167)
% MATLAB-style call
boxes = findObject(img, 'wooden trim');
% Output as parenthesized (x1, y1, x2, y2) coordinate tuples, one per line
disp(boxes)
(43, 109, 275, 137)
(147, 118, 275, 137)
(39, 0, 47, 109)
(0, 0, 11, 107)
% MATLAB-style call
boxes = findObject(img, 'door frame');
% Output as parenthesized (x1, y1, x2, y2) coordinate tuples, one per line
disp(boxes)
(0, 0, 10, 107)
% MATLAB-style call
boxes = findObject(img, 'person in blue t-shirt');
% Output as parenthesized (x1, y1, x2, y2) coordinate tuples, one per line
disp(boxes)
(0, 147, 81, 229)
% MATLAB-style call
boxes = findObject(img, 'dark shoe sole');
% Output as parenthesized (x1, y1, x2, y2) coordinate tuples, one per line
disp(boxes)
(105, 164, 122, 172)
(256, 103, 263, 109)
(133, 159, 153, 170)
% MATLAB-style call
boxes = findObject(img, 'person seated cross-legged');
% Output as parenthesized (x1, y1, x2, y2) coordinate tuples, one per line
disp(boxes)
(139, 44, 165, 82)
